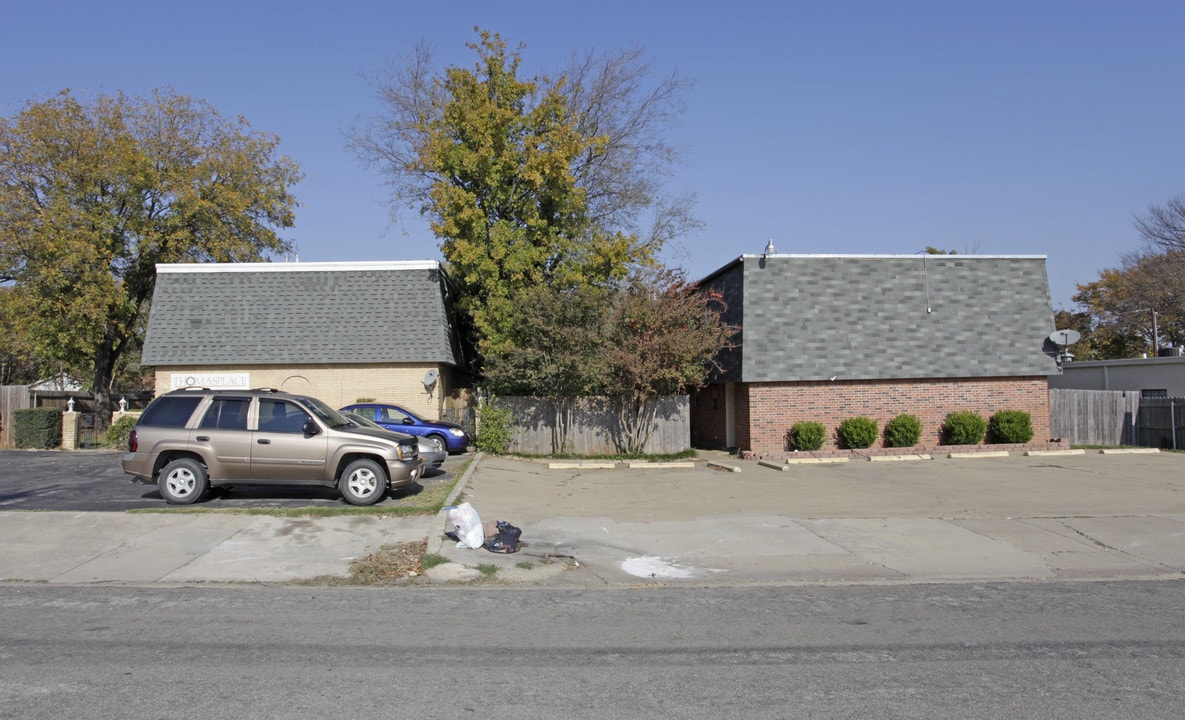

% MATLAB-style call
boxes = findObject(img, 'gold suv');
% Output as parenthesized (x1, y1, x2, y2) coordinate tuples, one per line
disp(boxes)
(122, 388, 423, 505)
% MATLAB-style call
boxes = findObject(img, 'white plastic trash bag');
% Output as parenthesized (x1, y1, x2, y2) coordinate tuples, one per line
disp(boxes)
(446, 502, 485, 549)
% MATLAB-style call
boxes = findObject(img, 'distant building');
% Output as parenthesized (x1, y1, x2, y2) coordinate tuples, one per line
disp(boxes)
(1050, 355, 1185, 398)
(691, 253, 1059, 453)
(139, 261, 466, 420)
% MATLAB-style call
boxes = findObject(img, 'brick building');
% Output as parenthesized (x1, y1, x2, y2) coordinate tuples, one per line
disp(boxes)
(691, 253, 1059, 454)
(139, 261, 466, 420)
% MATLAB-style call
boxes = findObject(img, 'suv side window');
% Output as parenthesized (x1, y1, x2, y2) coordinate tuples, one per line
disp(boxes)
(199, 397, 250, 430)
(138, 396, 203, 427)
(259, 398, 312, 434)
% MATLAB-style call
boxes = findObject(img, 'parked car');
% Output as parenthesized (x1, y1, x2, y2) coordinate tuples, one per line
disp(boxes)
(341, 411, 446, 471)
(122, 388, 423, 506)
(340, 403, 469, 454)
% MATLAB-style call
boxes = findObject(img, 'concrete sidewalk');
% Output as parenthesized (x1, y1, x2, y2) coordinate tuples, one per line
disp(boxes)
(0, 511, 436, 585)
(2, 450, 1184, 587)
(433, 450, 1185, 586)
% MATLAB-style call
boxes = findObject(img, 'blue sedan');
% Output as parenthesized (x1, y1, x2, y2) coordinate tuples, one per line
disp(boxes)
(340, 403, 469, 454)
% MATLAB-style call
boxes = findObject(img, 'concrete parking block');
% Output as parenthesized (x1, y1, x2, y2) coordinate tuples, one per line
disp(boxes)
(868, 454, 933, 462)
(947, 450, 1010, 459)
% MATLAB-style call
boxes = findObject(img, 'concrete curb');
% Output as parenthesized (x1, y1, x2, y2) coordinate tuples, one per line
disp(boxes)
(784, 457, 850, 465)
(1025, 449, 1086, 457)
(429, 451, 485, 555)
(1099, 448, 1161, 455)
(706, 460, 742, 472)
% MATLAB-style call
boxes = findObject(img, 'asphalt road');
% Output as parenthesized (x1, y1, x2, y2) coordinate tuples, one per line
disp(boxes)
(0, 449, 459, 511)
(2, 580, 1183, 719)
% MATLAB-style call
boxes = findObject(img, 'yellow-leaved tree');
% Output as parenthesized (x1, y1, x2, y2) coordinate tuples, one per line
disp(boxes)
(0, 88, 302, 411)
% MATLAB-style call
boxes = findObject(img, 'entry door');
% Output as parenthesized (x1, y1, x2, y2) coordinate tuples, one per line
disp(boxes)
(725, 383, 736, 449)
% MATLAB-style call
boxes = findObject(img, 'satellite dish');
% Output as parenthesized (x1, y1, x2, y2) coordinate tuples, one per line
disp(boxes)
(422, 370, 438, 388)
(1049, 329, 1081, 346)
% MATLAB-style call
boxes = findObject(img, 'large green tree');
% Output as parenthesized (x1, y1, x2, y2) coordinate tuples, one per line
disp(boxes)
(350, 29, 693, 362)
(0, 88, 301, 410)
(1072, 250, 1185, 357)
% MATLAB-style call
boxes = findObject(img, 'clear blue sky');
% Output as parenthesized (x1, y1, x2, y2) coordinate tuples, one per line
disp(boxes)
(4, 0, 1184, 310)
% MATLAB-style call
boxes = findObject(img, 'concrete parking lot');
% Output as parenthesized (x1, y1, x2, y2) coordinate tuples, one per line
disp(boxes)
(2, 448, 1184, 587)
(0, 449, 458, 512)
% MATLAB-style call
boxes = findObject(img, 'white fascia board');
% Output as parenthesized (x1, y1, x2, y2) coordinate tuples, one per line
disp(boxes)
(156, 260, 441, 273)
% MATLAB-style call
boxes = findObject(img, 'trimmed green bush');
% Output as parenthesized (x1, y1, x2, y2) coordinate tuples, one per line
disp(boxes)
(942, 411, 987, 445)
(788, 421, 826, 451)
(837, 416, 878, 449)
(883, 414, 922, 448)
(475, 397, 514, 454)
(106, 415, 138, 449)
(14, 407, 63, 449)
(989, 410, 1034, 444)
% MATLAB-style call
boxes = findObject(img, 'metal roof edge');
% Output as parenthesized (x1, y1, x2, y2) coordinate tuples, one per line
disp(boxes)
(156, 260, 441, 273)
(737, 253, 1049, 260)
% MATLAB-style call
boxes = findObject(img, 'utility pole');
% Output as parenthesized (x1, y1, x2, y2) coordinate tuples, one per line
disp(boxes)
(1153, 310, 1160, 355)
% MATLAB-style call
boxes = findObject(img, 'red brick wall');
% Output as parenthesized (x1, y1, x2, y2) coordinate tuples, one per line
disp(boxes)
(694, 376, 1051, 452)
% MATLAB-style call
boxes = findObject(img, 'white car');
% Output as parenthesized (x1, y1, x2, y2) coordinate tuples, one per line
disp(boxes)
(341, 411, 446, 470)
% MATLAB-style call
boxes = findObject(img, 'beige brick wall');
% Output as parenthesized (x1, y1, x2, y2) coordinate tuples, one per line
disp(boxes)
(152, 363, 452, 419)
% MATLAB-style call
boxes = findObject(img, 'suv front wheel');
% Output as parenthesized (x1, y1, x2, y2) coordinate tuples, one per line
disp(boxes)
(339, 459, 387, 506)
(159, 458, 209, 505)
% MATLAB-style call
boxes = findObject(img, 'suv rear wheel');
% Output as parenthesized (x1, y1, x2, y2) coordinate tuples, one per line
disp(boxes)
(340, 459, 387, 506)
(159, 458, 209, 505)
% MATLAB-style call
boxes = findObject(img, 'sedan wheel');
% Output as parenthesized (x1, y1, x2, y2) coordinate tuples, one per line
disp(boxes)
(424, 434, 447, 453)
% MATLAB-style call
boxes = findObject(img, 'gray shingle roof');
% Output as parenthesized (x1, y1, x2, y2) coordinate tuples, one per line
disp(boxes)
(140, 261, 463, 367)
(702, 254, 1058, 382)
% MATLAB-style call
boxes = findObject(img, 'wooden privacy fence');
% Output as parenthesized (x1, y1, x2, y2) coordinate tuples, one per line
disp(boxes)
(1, 385, 32, 448)
(1048, 388, 1139, 446)
(495, 395, 690, 455)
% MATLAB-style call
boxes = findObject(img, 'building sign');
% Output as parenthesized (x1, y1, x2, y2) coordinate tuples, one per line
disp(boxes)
(170, 373, 251, 390)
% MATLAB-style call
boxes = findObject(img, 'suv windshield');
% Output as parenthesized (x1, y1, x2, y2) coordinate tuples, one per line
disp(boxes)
(293, 395, 353, 429)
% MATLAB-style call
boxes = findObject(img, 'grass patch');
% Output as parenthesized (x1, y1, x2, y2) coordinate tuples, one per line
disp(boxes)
(515, 560, 534, 570)
(507, 448, 699, 462)
(421, 553, 448, 569)
(475, 563, 499, 578)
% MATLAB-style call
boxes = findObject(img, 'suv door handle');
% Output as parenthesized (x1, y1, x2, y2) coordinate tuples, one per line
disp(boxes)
(257, 439, 271, 445)
(195, 435, 210, 442)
